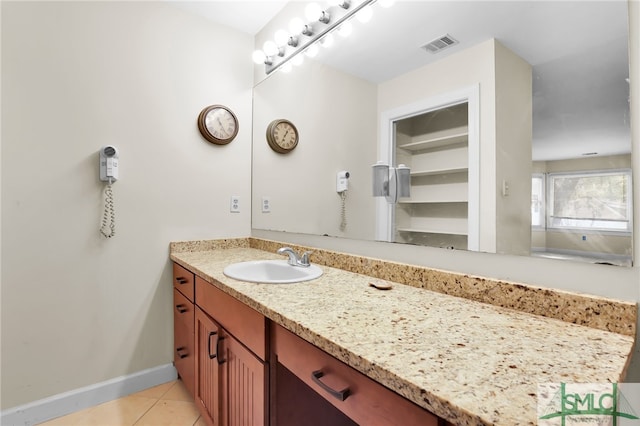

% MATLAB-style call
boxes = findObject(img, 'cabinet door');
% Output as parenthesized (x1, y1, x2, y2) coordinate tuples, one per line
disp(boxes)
(221, 333, 266, 426)
(195, 307, 223, 426)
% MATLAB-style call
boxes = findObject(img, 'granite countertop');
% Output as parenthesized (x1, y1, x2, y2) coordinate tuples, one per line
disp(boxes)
(170, 240, 636, 426)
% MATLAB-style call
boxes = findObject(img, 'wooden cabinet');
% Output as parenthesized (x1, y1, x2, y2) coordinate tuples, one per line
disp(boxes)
(271, 323, 438, 426)
(194, 277, 267, 426)
(173, 264, 195, 397)
(174, 264, 451, 425)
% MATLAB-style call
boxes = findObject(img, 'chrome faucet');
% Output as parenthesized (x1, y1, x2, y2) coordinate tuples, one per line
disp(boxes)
(277, 247, 312, 267)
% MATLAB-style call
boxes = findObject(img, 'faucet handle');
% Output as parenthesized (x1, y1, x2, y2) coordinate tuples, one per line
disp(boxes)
(300, 251, 313, 266)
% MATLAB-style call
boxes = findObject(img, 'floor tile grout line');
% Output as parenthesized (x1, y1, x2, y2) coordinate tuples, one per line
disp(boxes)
(158, 380, 178, 399)
(131, 396, 163, 426)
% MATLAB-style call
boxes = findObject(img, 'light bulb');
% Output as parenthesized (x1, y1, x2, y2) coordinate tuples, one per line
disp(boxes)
(305, 44, 319, 58)
(322, 33, 335, 48)
(356, 5, 373, 23)
(289, 17, 304, 34)
(291, 54, 304, 66)
(319, 11, 331, 24)
(338, 21, 352, 38)
(378, 0, 395, 8)
(274, 29, 289, 46)
(328, 0, 350, 8)
(305, 3, 322, 21)
(301, 24, 314, 36)
(252, 50, 266, 64)
(263, 40, 278, 56)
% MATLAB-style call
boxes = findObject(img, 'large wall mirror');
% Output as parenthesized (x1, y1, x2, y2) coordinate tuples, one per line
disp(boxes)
(252, 1, 632, 266)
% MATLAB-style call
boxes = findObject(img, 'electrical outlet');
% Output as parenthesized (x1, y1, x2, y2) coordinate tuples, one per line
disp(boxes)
(262, 197, 271, 213)
(230, 196, 240, 213)
(501, 180, 510, 197)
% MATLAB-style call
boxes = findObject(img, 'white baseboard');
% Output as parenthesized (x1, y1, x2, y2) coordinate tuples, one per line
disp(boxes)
(1, 363, 177, 426)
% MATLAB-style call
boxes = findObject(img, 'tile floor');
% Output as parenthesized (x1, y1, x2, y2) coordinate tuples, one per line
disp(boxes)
(37, 380, 205, 426)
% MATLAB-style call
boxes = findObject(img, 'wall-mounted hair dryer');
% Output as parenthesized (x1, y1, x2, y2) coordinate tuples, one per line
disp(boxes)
(99, 145, 119, 183)
(336, 170, 350, 193)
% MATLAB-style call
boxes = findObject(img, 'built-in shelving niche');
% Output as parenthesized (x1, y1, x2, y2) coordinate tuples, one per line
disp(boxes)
(394, 102, 470, 249)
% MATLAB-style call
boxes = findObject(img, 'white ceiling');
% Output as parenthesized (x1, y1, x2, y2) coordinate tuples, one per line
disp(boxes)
(167, 1, 286, 35)
(169, 1, 631, 161)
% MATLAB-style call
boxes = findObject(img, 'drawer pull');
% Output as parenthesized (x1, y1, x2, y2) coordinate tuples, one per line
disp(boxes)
(175, 277, 188, 285)
(176, 347, 188, 359)
(311, 370, 350, 401)
(175, 304, 188, 314)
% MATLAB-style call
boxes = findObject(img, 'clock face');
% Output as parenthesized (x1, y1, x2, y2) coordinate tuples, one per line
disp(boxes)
(198, 105, 239, 145)
(267, 119, 298, 153)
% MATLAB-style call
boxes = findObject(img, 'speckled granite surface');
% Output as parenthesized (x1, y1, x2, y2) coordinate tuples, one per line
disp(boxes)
(173, 237, 637, 336)
(170, 239, 636, 426)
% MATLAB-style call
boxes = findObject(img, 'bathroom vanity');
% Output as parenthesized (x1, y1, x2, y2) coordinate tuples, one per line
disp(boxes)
(170, 238, 636, 426)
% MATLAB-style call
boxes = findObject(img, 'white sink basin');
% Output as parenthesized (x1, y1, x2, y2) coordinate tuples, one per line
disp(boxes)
(223, 260, 323, 284)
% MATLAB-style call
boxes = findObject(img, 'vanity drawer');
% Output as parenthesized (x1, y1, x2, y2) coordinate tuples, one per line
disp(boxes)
(173, 263, 194, 302)
(173, 288, 195, 397)
(195, 276, 267, 361)
(272, 323, 438, 426)
(174, 288, 194, 329)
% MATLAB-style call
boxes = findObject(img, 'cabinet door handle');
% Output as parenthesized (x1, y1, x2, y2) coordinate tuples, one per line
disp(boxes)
(175, 277, 188, 285)
(175, 304, 188, 314)
(207, 331, 218, 359)
(176, 347, 188, 359)
(216, 336, 225, 365)
(311, 370, 350, 401)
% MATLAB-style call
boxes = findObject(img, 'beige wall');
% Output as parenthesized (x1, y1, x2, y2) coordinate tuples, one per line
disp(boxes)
(494, 41, 532, 256)
(1, 1, 253, 408)
(252, 60, 378, 239)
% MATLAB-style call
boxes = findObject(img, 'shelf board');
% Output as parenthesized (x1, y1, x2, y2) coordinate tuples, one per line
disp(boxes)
(411, 167, 468, 177)
(398, 199, 468, 204)
(397, 126, 468, 152)
(396, 227, 468, 236)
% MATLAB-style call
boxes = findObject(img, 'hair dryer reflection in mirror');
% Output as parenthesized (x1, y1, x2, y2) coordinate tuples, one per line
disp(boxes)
(337, 171, 350, 231)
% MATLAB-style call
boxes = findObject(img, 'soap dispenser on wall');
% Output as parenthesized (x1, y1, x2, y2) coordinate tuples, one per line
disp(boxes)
(372, 161, 410, 204)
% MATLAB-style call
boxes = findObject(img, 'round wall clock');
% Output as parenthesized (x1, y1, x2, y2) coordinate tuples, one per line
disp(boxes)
(266, 119, 299, 154)
(197, 105, 239, 145)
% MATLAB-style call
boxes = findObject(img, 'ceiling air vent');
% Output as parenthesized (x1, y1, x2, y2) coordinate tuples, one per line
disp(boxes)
(422, 34, 459, 54)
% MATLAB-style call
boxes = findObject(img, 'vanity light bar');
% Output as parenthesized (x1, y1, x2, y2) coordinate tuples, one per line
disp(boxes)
(263, 0, 377, 75)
